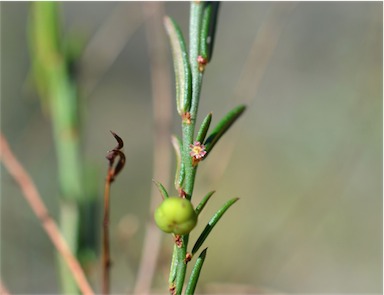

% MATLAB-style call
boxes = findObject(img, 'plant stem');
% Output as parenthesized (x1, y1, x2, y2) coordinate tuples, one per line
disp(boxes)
(173, 2, 205, 294)
(58, 200, 80, 294)
(101, 132, 125, 294)
(189, 3, 205, 121)
(29, 3, 87, 293)
(0, 280, 11, 295)
(181, 2, 205, 198)
(0, 134, 94, 295)
(102, 169, 112, 294)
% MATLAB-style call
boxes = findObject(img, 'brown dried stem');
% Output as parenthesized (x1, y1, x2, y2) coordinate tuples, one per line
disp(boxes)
(0, 133, 94, 295)
(0, 279, 11, 295)
(102, 131, 125, 294)
(102, 170, 112, 295)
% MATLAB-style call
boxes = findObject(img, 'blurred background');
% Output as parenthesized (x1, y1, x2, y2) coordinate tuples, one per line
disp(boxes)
(1, 2, 382, 294)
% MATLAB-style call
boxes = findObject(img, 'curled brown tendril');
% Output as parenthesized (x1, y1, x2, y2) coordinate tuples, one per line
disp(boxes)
(106, 131, 126, 182)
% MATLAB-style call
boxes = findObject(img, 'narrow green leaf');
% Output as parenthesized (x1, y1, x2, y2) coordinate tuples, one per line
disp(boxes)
(168, 244, 178, 285)
(192, 198, 239, 255)
(171, 135, 184, 190)
(199, 2, 220, 62)
(196, 112, 212, 144)
(164, 16, 192, 115)
(152, 180, 169, 199)
(204, 105, 246, 156)
(195, 190, 215, 216)
(179, 163, 185, 190)
(185, 248, 208, 295)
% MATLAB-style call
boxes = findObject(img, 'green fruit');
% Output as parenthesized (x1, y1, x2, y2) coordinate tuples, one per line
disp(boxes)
(154, 197, 198, 235)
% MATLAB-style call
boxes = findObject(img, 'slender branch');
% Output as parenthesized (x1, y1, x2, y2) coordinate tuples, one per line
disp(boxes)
(102, 132, 126, 295)
(173, 3, 205, 294)
(29, 3, 86, 292)
(165, 3, 241, 294)
(0, 133, 94, 295)
(0, 280, 11, 295)
(102, 170, 112, 294)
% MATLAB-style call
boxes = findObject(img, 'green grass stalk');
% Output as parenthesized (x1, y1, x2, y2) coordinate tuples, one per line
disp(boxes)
(29, 2, 87, 293)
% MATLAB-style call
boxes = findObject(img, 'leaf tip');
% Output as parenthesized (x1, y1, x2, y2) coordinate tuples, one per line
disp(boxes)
(200, 247, 208, 258)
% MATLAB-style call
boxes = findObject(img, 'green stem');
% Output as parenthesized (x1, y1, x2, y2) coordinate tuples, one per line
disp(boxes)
(58, 201, 80, 294)
(174, 234, 188, 294)
(189, 2, 204, 123)
(173, 2, 205, 294)
(29, 3, 86, 293)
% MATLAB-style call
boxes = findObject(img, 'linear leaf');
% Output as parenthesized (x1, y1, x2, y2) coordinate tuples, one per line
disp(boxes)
(152, 179, 169, 199)
(199, 2, 220, 62)
(164, 16, 192, 115)
(192, 198, 239, 255)
(185, 248, 208, 295)
(195, 190, 215, 216)
(204, 105, 246, 156)
(171, 135, 184, 190)
(196, 112, 212, 144)
(168, 244, 178, 285)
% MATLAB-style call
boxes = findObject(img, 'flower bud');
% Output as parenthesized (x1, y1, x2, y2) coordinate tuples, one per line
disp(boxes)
(154, 197, 197, 235)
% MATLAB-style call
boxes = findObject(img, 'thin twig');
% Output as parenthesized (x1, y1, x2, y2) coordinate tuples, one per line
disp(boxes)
(102, 132, 125, 295)
(0, 279, 11, 295)
(102, 171, 112, 295)
(133, 3, 173, 294)
(0, 133, 94, 295)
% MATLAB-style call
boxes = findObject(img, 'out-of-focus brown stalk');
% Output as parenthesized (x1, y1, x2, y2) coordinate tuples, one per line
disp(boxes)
(102, 132, 125, 295)
(0, 133, 94, 295)
(102, 170, 112, 294)
(0, 280, 11, 295)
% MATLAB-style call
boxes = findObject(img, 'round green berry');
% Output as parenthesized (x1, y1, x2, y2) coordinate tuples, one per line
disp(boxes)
(154, 197, 197, 235)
